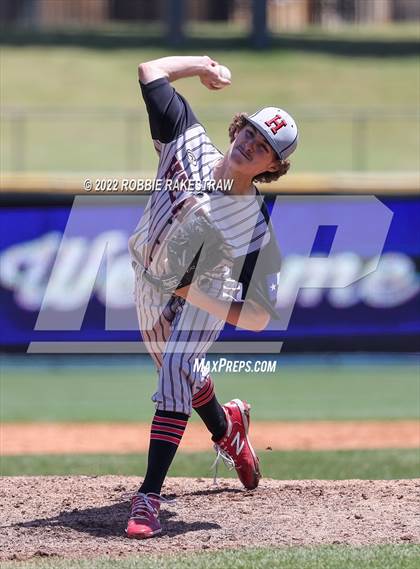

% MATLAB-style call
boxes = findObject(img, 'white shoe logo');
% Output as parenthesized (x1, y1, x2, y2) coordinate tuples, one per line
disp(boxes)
(232, 431, 245, 455)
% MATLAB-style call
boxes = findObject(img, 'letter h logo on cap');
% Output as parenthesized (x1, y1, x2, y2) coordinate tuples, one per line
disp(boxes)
(247, 106, 298, 160)
(265, 114, 288, 135)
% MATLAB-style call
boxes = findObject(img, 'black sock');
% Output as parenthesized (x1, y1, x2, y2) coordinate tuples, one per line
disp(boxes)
(192, 377, 228, 441)
(139, 410, 188, 495)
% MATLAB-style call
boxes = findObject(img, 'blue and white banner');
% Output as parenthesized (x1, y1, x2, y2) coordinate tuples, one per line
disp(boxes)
(0, 194, 418, 351)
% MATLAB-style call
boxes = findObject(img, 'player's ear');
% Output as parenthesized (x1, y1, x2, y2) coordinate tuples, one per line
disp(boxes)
(267, 159, 282, 173)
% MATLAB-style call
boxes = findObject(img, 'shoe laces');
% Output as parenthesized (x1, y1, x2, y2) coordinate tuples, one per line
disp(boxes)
(126, 492, 175, 519)
(211, 444, 236, 485)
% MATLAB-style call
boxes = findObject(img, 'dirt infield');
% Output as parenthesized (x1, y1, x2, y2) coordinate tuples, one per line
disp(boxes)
(3, 420, 419, 455)
(1, 476, 419, 561)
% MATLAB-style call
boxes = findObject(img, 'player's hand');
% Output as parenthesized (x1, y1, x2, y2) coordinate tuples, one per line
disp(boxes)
(199, 55, 231, 91)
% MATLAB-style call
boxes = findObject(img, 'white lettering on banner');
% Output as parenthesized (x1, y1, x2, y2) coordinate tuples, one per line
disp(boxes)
(358, 253, 420, 308)
(274, 252, 419, 309)
(246, 196, 394, 331)
(0, 232, 62, 311)
(36, 231, 127, 307)
(0, 238, 418, 315)
(0, 231, 134, 312)
(0, 195, 416, 335)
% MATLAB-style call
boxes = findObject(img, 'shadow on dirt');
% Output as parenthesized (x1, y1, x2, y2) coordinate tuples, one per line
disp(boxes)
(11, 499, 221, 539)
(185, 486, 245, 497)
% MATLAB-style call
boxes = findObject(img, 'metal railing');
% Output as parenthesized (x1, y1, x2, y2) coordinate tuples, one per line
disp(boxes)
(1, 107, 419, 173)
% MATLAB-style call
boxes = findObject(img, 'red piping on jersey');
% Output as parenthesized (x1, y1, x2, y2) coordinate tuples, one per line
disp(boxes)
(146, 156, 189, 266)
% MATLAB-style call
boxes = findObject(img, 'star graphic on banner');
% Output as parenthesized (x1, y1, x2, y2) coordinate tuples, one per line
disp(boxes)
(270, 283, 277, 292)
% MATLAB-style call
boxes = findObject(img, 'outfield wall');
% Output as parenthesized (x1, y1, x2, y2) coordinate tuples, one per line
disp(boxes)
(1, 174, 419, 352)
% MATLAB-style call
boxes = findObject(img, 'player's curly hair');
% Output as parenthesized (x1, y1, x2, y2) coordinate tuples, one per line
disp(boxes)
(228, 112, 290, 183)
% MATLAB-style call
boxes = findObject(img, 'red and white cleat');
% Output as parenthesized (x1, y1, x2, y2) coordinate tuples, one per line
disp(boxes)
(126, 493, 163, 539)
(213, 399, 261, 490)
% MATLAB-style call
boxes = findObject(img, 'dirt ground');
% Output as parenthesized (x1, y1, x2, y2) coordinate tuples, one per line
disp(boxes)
(3, 420, 419, 455)
(1, 476, 419, 561)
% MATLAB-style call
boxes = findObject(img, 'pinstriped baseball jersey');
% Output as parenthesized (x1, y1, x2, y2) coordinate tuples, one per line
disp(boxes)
(128, 139, 270, 277)
(129, 77, 281, 414)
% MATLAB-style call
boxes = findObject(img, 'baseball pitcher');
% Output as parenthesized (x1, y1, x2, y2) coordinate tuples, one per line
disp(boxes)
(127, 55, 298, 538)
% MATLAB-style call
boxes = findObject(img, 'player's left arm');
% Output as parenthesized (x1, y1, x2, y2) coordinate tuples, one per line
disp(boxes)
(175, 200, 281, 332)
(176, 284, 270, 332)
(238, 200, 282, 322)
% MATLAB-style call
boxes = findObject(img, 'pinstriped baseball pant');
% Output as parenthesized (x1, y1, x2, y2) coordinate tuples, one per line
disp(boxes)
(133, 263, 226, 416)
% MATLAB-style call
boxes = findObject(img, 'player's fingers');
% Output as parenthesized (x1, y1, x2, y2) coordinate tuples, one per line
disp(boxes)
(201, 76, 227, 90)
(200, 77, 214, 90)
(211, 81, 230, 90)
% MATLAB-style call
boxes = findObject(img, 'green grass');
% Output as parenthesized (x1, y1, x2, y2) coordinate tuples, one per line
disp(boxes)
(1, 45, 419, 173)
(2, 449, 419, 479)
(3, 47, 418, 109)
(1, 545, 420, 569)
(1, 358, 419, 422)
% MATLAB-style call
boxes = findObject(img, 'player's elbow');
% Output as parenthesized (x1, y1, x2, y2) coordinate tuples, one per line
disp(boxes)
(246, 302, 270, 332)
(251, 312, 270, 332)
(138, 60, 167, 84)
(138, 62, 150, 82)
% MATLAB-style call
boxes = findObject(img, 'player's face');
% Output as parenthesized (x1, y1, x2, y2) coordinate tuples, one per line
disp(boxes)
(230, 125, 280, 177)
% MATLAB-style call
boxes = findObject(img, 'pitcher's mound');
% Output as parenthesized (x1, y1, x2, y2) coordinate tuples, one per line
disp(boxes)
(1, 476, 419, 561)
